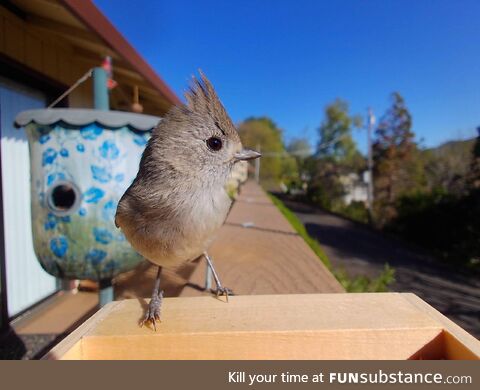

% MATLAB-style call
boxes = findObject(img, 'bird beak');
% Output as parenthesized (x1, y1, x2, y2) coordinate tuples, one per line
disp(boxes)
(234, 149, 261, 161)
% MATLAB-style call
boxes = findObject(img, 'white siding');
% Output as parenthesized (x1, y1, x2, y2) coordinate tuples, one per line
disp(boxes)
(0, 78, 57, 317)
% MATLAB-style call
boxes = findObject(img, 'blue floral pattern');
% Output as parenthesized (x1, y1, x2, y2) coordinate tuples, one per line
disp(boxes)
(42, 148, 57, 166)
(44, 213, 57, 230)
(133, 134, 148, 146)
(39, 134, 50, 144)
(50, 236, 68, 257)
(85, 249, 107, 265)
(80, 124, 103, 140)
(102, 200, 117, 221)
(93, 227, 113, 244)
(25, 117, 152, 281)
(84, 187, 105, 203)
(99, 140, 120, 160)
(47, 172, 66, 186)
(91, 165, 112, 183)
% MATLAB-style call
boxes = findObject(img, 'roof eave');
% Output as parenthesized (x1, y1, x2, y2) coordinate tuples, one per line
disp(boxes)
(60, 0, 182, 107)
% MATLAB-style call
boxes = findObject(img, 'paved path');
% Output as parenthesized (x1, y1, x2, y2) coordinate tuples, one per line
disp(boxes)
(181, 181, 344, 296)
(281, 198, 480, 338)
(116, 181, 343, 303)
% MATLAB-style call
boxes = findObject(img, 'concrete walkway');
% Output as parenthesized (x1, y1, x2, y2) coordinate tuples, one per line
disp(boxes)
(115, 181, 343, 300)
(181, 181, 343, 296)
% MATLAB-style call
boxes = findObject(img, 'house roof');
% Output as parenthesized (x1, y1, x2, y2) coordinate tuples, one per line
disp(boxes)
(61, 0, 181, 107)
(7, 0, 181, 115)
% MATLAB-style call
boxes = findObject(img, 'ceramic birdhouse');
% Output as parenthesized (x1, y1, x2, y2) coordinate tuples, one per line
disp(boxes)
(15, 108, 160, 282)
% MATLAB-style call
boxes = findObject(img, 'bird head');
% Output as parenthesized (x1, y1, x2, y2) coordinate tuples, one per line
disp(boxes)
(150, 71, 260, 186)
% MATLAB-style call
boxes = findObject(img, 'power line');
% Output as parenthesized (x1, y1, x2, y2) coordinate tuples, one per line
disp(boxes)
(261, 134, 350, 157)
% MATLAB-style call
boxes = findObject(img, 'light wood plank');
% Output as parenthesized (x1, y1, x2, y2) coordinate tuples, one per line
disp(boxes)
(46, 293, 480, 360)
(403, 293, 480, 359)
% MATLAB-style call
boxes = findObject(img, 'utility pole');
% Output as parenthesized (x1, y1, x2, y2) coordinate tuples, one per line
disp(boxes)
(366, 108, 375, 219)
(255, 144, 261, 183)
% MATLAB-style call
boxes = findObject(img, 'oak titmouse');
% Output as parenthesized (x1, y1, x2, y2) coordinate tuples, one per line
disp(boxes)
(115, 72, 260, 328)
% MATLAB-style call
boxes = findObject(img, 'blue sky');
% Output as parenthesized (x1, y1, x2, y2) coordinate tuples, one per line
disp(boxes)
(95, 0, 480, 153)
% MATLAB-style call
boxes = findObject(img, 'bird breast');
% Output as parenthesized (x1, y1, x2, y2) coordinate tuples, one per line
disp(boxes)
(126, 185, 231, 268)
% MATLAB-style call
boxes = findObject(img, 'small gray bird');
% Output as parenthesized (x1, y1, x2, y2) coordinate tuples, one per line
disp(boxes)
(115, 72, 260, 329)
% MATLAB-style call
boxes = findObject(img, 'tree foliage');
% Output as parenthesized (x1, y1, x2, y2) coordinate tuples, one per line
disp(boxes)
(306, 159, 345, 209)
(317, 99, 363, 169)
(307, 99, 365, 210)
(372, 92, 426, 226)
(422, 139, 475, 196)
(287, 138, 312, 158)
(286, 137, 312, 189)
(238, 117, 298, 189)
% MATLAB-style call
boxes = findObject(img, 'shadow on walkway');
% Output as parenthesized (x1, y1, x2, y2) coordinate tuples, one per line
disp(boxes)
(282, 198, 480, 338)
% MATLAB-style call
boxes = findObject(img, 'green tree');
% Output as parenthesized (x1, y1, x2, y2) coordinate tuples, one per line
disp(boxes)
(373, 92, 426, 226)
(238, 117, 297, 189)
(287, 138, 312, 158)
(286, 138, 312, 189)
(317, 99, 363, 168)
(307, 158, 345, 209)
(307, 99, 365, 209)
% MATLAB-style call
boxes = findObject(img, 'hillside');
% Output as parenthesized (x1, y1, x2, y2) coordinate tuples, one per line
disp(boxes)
(422, 138, 476, 193)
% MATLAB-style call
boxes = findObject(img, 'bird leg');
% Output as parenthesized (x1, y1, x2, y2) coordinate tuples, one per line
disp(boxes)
(203, 252, 233, 302)
(140, 266, 163, 330)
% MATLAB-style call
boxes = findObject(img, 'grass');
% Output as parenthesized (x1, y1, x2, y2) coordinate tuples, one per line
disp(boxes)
(333, 264, 395, 293)
(268, 193, 395, 292)
(268, 193, 331, 269)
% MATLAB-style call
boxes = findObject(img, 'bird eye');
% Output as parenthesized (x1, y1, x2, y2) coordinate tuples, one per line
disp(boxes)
(206, 137, 223, 151)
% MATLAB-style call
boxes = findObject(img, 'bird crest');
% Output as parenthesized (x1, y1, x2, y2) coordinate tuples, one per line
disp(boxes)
(183, 71, 237, 137)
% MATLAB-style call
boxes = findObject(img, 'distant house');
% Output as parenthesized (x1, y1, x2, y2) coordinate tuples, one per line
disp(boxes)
(338, 172, 368, 205)
(0, 0, 180, 329)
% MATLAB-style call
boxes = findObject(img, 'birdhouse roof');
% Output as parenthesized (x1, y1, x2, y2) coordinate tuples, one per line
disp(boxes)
(15, 108, 161, 131)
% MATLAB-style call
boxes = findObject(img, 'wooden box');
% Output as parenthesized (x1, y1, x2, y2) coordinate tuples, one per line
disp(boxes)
(45, 293, 480, 360)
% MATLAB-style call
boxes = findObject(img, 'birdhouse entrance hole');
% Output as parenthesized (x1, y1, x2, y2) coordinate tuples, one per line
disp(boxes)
(47, 181, 80, 216)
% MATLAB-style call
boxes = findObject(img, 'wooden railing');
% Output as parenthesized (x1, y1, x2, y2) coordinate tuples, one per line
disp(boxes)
(45, 293, 480, 360)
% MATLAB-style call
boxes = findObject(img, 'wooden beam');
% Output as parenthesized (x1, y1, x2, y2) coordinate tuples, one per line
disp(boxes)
(69, 46, 123, 67)
(26, 14, 100, 44)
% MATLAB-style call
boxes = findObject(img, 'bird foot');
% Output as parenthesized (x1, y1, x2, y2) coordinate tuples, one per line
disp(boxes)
(140, 290, 163, 331)
(214, 286, 233, 302)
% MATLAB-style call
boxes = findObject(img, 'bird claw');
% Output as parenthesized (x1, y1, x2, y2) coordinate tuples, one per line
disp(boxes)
(139, 291, 163, 331)
(215, 286, 233, 302)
